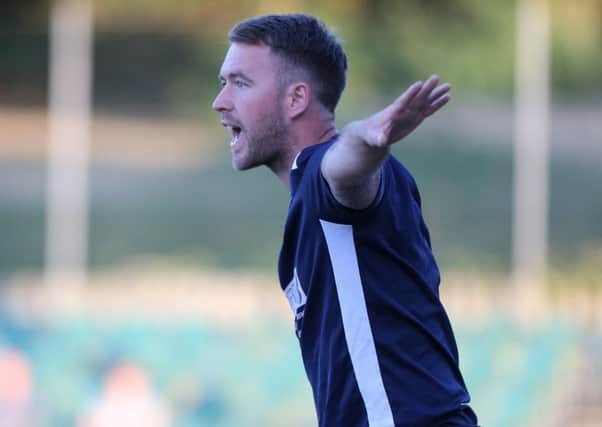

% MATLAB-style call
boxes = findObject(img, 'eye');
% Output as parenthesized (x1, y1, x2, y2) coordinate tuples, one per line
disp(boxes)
(234, 79, 246, 88)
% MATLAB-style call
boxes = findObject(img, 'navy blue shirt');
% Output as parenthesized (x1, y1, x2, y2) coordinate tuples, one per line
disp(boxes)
(278, 138, 477, 427)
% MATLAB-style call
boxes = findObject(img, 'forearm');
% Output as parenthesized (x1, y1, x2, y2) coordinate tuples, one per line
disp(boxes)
(319, 75, 450, 209)
(322, 120, 390, 189)
(319, 120, 389, 209)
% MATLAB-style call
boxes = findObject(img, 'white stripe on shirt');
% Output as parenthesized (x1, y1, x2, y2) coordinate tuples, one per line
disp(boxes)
(320, 219, 395, 427)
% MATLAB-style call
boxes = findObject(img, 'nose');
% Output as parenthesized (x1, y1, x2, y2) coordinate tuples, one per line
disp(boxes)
(212, 87, 233, 112)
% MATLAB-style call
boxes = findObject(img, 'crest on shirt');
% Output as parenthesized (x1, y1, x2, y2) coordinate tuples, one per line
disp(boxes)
(284, 268, 306, 337)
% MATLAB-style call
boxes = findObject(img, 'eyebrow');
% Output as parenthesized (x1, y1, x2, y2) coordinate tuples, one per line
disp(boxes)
(218, 71, 254, 84)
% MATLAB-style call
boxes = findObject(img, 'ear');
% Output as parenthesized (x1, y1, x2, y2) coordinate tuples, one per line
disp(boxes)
(285, 82, 310, 119)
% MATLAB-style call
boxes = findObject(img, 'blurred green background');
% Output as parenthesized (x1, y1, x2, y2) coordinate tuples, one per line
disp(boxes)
(1, 1, 601, 426)
(1, 0, 601, 277)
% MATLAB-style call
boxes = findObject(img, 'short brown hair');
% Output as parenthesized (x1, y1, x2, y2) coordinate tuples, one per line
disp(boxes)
(228, 14, 347, 113)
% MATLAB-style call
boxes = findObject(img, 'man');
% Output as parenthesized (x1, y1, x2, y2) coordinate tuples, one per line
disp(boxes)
(213, 13, 478, 427)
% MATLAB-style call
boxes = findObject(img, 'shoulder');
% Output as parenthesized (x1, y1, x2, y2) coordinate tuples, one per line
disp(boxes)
(386, 155, 422, 202)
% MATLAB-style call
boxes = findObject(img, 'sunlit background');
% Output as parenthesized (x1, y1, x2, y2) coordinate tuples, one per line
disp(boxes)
(1, 0, 601, 426)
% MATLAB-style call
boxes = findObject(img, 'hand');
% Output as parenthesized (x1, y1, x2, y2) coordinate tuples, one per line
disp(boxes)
(360, 75, 451, 147)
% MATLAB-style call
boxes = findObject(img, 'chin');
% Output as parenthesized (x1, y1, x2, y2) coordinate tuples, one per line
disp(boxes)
(231, 161, 244, 171)
(231, 157, 254, 171)
(233, 151, 270, 170)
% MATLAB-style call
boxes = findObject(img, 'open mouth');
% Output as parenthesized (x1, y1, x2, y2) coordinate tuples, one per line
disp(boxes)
(230, 126, 242, 146)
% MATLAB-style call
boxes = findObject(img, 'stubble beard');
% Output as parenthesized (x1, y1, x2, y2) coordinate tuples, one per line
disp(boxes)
(233, 107, 289, 172)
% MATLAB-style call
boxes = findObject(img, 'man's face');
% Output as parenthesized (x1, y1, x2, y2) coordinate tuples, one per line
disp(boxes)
(212, 43, 288, 171)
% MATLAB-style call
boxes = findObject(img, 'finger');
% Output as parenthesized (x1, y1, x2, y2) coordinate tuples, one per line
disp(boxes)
(410, 74, 439, 107)
(393, 81, 423, 110)
(423, 93, 450, 117)
(427, 83, 451, 104)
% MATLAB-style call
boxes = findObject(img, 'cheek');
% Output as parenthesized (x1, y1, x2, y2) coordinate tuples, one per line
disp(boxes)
(242, 87, 280, 113)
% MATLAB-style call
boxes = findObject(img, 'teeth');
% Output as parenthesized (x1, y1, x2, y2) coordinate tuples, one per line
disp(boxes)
(230, 127, 240, 147)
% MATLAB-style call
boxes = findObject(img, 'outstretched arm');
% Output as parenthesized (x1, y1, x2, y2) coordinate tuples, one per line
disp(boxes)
(320, 74, 451, 209)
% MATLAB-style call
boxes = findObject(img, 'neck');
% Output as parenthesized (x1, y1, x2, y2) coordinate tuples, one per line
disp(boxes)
(269, 119, 337, 190)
